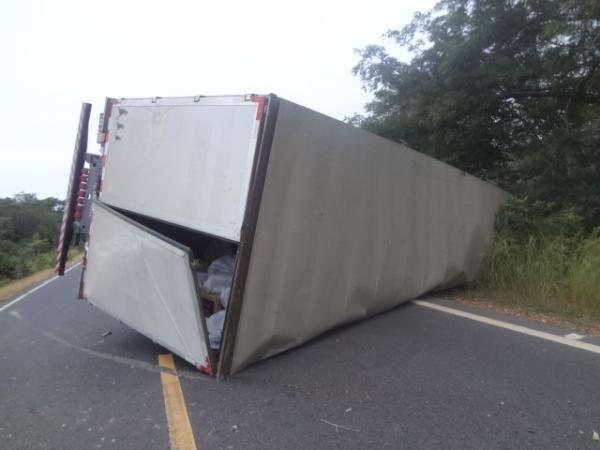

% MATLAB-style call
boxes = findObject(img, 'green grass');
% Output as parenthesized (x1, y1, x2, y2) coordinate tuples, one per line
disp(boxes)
(471, 232, 600, 326)
(0, 248, 82, 301)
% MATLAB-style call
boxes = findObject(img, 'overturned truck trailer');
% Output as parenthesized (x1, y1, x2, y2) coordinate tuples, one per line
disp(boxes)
(57, 94, 508, 377)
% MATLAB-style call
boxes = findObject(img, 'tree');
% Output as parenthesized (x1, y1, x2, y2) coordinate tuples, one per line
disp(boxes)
(0, 193, 63, 280)
(353, 0, 600, 227)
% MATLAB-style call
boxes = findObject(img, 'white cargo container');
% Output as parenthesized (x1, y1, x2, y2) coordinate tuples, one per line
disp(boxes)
(58, 94, 507, 377)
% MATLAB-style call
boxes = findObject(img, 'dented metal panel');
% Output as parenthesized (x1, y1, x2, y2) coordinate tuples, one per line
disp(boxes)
(228, 99, 508, 374)
(84, 201, 213, 373)
(99, 96, 262, 242)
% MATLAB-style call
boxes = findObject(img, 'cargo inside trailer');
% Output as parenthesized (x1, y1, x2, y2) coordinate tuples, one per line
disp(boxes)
(116, 207, 238, 362)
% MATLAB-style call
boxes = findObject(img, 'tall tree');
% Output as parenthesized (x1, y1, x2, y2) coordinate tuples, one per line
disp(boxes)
(353, 0, 600, 226)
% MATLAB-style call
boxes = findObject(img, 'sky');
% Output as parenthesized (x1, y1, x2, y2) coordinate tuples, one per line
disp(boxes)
(1, 0, 436, 199)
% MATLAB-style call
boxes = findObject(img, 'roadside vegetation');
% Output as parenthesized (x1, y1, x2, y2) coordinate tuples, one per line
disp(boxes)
(354, 0, 600, 326)
(472, 198, 600, 325)
(0, 193, 66, 289)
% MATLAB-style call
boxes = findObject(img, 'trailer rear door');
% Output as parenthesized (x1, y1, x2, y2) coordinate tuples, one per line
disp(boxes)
(84, 201, 214, 374)
(99, 95, 264, 242)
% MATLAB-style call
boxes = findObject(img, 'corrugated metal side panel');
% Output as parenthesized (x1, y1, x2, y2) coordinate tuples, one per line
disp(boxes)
(230, 99, 508, 373)
(99, 98, 261, 242)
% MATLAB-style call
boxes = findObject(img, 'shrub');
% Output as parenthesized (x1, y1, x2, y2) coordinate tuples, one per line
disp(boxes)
(475, 198, 600, 321)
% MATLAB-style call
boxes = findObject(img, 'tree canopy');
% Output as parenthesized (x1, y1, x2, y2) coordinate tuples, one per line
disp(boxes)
(353, 0, 600, 228)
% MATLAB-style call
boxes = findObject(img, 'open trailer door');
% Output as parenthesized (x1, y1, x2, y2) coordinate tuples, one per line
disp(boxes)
(55, 103, 91, 275)
(83, 201, 215, 375)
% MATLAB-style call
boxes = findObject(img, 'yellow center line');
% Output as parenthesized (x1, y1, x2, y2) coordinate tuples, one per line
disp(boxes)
(158, 354, 198, 450)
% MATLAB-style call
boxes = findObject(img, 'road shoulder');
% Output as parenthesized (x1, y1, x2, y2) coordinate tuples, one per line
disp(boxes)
(0, 258, 82, 305)
(421, 296, 600, 346)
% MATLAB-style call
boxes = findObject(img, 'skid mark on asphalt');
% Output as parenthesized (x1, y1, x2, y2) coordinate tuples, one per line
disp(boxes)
(39, 329, 209, 381)
(414, 300, 600, 355)
(159, 354, 198, 450)
(6, 310, 207, 381)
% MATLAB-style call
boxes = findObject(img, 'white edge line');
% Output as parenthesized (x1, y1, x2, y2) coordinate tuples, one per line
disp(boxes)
(564, 333, 585, 340)
(413, 300, 600, 355)
(0, 263, 82, 313)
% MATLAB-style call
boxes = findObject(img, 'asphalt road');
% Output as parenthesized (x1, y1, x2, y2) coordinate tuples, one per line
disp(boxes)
(1, 267, 599, 450)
